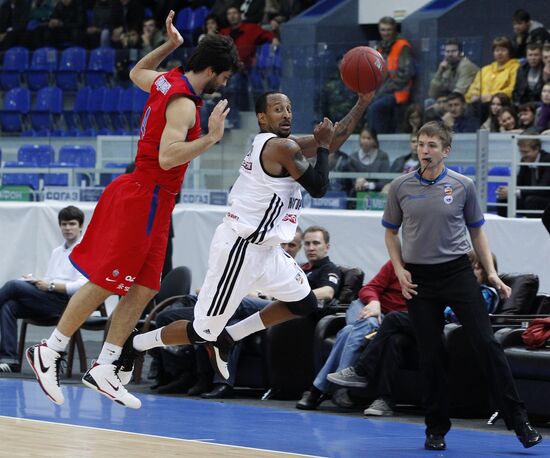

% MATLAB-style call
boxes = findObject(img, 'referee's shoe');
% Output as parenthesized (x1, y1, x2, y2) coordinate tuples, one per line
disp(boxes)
(205, 329, 234, 380)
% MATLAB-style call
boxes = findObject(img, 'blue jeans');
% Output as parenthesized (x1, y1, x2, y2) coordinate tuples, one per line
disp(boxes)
(0, 280, 68, 362)
(366, 94, 397, 134)
(313, 299, 380, 393)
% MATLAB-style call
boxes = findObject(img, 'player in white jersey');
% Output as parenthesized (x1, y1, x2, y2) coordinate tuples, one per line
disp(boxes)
(127, 90, 374, 382)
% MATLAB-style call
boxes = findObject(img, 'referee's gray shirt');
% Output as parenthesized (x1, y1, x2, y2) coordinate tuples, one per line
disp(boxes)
(382, 168, 485, 265)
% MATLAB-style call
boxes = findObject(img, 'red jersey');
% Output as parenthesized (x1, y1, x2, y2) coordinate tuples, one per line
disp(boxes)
(220, 23, 274, 68)
(136, 66, 203, 193)
(358, 261, 407, 313)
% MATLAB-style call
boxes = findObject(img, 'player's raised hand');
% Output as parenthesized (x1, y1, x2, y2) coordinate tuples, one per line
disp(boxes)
(358, 91, 375, 105)
(207, 99, 230, 143)
(313, 117, 337, 148)
(166, 10, 183, 47)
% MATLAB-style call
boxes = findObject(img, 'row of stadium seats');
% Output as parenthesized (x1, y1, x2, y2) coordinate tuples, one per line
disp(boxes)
(0, 85, 146, 136)
(0, 144, 127, 188)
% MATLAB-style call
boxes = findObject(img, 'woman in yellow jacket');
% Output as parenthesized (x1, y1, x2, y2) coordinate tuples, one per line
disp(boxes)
(465, 37, 520, 103)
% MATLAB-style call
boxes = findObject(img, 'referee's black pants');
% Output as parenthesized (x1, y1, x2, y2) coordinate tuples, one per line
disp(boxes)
(406, 255, 527, 436)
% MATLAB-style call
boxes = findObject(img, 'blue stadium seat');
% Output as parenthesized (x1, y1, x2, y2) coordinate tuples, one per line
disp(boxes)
(131, 86, 149, 125)
(102, 86, 124, 131)
(0, 88, 31, 133)
(0, 47, 29, 90)
(59, 145, 96, 167)
(64, 86, 92, 132)
(463, 165, 476, 175)
(100, 162, 129, 186)
(55, 47, 87, 91)
(88, 86, 108, 130)
(2, 161, 40, 189)
(30, 87, 63, 132)
(487, 166, 511, 205)
(18, 144, 55, 166)
(116, 86, 133, 129)
(27, 47, 57, 91)
(447, 165, 464, 174)
(190, 6, 209, 31)
(85, 48, 115, 87)
(175, 7, 193, 42)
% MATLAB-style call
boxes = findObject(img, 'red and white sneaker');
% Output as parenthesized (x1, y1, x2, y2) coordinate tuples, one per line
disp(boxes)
(26, 340, 65, 405)
(82, 363, 141, 409)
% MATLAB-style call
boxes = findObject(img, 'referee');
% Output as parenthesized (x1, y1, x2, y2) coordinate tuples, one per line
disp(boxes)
(382, 121, 542, 451)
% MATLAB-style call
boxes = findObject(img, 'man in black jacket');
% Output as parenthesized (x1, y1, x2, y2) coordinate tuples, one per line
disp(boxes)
(496, 136, 550, 217)
(512, 43, 544, 106)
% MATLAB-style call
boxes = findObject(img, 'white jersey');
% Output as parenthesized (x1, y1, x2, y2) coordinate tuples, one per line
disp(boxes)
(224, 132, 302, 246)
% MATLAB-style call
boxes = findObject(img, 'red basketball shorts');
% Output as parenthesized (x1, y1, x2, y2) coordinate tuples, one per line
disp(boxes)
(70, 173, 176, 295)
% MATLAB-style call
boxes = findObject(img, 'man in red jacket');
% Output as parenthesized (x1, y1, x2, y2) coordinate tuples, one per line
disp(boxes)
(220, 5, 280, 127)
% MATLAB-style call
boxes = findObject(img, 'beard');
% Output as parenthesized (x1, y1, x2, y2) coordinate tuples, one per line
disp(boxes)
(203, 76, 220, 95)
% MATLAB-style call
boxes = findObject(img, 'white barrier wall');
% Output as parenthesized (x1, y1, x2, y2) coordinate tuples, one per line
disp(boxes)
(1, 202, 549, 294)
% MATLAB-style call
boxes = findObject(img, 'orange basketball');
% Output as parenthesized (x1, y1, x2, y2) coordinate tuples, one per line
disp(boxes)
(339, 46, 387, 93)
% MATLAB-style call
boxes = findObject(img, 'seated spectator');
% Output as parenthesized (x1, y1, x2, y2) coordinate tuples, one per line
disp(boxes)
(402, 103, 424, 134)
(366, 16, 414, 134)
(465, 37, 520, 120)
(535, 82, 550, 132)
(141, 18, 164, 54)
(428, 38, 479, 100)
(296, 260, 408, 410)
(442, 92, 479, 133)
(496, 135, 550, 217)
(0, 0, 31, 50)
(517, 102, 538, 131)
(86, 0, 121, 48)
(111, 0, 145, 48)
(328, 149, 352, 195)
(542, 44, 550, 85)
(481, 93, 513, 132)
(115, 28, 143, 80)
(44, 0, 86, 49)
(327, 251, 499, 417)
(348, 125, 390, 193)
(196, 14, 220, 44)
(424, 90, 450, 123)
(512, 43, 544, 106)
(210, 0, 236, 28)
(220, 5, 279, 127)
(318, 55, 356, 128)
(0, 206, 87, 373)
(511, 8, 550, 59)
(390, 135, 419, 174)
(497, 106, 520, 132)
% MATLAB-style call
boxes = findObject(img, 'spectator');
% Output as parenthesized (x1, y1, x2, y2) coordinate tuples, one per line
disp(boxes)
(429, 38, 479, 100)
(44, 0, 86, 49)
(296, 260, 408, 410)
(442, 92, 479, 133)
(513, 43, 544, 106)
(517, 102, 538, 131)
(30, 0, 54, 26)
(542, 44, 550, 85)
(536, 82, 550, 132)
(0, 206, 87, 373)
(402, 103, 424, 134)
(86, 0, 122, 48)
(481, 93, 512, 132)
(210, 0, 237, 28)
(424, 91, 450, 123)
(465, 36, 520, 120)
(348, 125, 390, 193)
(141, 18, 164, 54)
(115, 28, 143, 80)
(390, 135, 419, 174)
(496, 136, 550, 217)
(111, 0, 145, 48)
(511, 8, 550, 59)
(328, 149, 352, 195)
(366, 16, 414, 134)
(0, 0, 31, 50)
(497, 106, 520, 132)
(220, 5, 278, 127)
(196, 14, 220, 44)
(318, 55, 356, 128)
(240, 0, 265, 24)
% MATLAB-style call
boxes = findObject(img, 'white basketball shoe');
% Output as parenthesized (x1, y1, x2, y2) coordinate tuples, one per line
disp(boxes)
(26, 340, 65, 405)
(82, 363, 142, 409)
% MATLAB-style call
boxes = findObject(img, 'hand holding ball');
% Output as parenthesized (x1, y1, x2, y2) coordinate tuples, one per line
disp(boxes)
(339, 46, 387, 93)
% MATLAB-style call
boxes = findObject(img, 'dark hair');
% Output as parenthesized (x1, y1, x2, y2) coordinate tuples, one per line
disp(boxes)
(379, 16, 397, 27)
(417, 121, 453, 148)
(360, 124, 379, 148)
(434, 89, 452, 100)
(255, 91, 284, 114)
(518, 102, 537, 114)
(512, 9, 530, 23)
(225, 4, 241, 15)
(403, 103, 424, 133)
(445, 38, 463, 53)
(446, 91, 466, 103)
(526, 42, 543, 52)
(518, 133, 541, 150)
(304, 225, 330, 244)
(58, 205, 84, 226)
(185, 34, 241, 74)
(498, 106, 517, 129)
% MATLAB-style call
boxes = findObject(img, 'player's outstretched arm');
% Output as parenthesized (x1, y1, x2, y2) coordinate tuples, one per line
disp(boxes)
(129, 10, 183, 92)
(159, 98, 229, 169)
(291, 92, 375, 157)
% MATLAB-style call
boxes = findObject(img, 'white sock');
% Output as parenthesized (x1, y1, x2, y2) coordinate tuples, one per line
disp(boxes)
(96, 343, 122, 365)
(46, 328, 70, 353)
(133, 327, 165, 352)
(226, 312, 266, 342)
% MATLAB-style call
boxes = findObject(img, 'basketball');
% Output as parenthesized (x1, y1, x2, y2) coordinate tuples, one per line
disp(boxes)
(339, 46, 387, 93)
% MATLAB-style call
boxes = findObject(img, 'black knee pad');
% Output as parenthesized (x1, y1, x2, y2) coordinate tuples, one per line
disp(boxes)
(286, 290, 317, 317)
(186, 321, 207, 344)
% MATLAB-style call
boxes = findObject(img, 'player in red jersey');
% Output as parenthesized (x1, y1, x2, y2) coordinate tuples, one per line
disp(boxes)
(26, 11, 241, 409)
